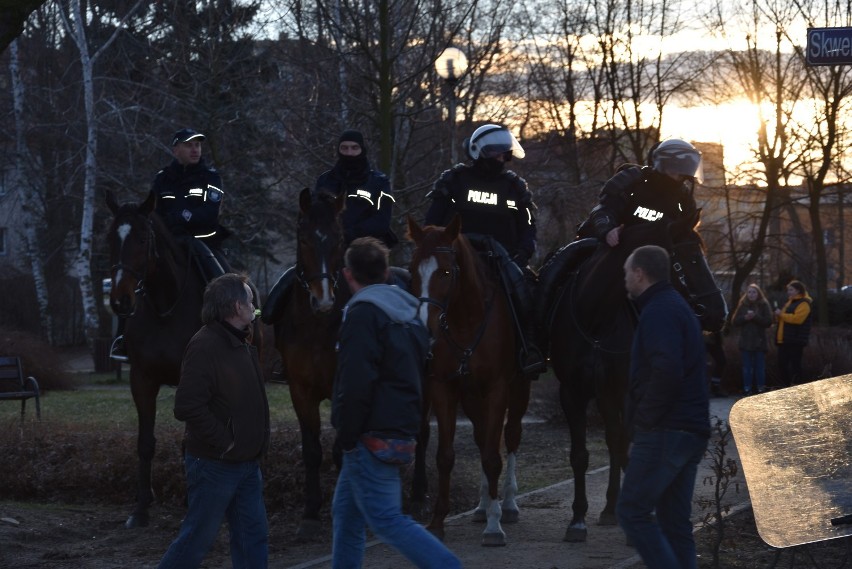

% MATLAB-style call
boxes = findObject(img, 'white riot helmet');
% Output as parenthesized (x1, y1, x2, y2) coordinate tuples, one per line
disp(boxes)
(651, 139, 703, 183)
(467, 124, 525, 160)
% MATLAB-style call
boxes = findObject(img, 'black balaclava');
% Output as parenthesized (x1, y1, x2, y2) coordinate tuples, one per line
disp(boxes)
(472, 155, 508, 179)
(335, 129, 370, 182)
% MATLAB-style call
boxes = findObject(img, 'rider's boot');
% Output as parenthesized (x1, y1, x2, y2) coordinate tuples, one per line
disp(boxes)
(261, 266, 296, 325)
(505, 261, 547, 377)
(388, 266, 411, 291)
(190, 239, 226, 283)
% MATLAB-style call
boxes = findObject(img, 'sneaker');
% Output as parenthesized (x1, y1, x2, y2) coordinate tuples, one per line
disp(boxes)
(109, 336, 129, 362)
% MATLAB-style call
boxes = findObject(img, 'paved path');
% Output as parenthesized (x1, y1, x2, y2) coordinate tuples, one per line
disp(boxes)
(277, 397, 748, 569)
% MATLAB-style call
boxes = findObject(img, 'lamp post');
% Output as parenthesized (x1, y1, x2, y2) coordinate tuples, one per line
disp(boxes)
(435, 47, 468, 164)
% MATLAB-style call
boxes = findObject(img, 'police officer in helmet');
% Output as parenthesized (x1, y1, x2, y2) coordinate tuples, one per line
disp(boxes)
(424, 124, 546, 376)
(579, 138, 701, 247)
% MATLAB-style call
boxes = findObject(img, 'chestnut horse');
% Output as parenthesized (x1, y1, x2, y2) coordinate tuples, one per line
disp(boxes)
(271, 188, 347, 539)
(105, 190, 260, 528)
(540, 211, 727, 542)
(407, 215, 531, 547)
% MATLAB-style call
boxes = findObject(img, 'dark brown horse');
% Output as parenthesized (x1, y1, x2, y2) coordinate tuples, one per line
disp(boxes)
(272, 188, 347, 539)
(541, 211, 727, 542)
(407, 215, 531, 547)
(105, 190, 259, 528)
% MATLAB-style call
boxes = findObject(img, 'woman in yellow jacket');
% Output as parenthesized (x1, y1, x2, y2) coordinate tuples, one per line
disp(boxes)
(774, 280, 813, 387)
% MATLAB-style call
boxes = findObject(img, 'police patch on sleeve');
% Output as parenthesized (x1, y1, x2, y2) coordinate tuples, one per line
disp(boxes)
(207, 185, 223, 203)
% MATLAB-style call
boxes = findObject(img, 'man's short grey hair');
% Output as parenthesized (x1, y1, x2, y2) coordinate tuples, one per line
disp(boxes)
(201, 273, 251, 324)
(627, 245, 670, 284)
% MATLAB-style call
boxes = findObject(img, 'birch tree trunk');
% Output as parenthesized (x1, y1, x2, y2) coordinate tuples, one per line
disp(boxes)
(10, 39, 53, 343)
(63, 0, 143, 347)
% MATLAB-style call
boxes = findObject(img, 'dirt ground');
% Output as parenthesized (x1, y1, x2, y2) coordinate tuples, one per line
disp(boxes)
(1, 374, 848, 568)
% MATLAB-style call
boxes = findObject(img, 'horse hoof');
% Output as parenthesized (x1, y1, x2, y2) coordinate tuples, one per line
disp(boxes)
(482, 530, 507, 547)
(597, 511, 617, 526)
(125, 512, 149, 529)
(472, 508, 487, 523)
(563, 526, 588, 542)
(296, 518, 322, 541)
(501, 508, 519, 524)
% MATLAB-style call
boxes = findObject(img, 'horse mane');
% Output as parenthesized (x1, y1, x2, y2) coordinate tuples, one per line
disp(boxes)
(110, 200, 186, 278)
(453, 233, 488, 298)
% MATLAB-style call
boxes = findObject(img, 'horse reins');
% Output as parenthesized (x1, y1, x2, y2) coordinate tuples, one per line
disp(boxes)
(669, 240, 722, 320)
(111, 216, 193, 319)
(416, 245, 495, 378)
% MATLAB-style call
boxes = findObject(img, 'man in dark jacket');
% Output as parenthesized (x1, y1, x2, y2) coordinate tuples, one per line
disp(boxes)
(331, 237, 460, 569)
(424, 123, 545, 376)
(158, 273, 270, 569)
(616, 245, 709, 569)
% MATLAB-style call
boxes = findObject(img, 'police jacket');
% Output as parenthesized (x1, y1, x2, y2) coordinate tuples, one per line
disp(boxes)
(588, 165, 697, 240)
(628, 281, 710, 438)
(149, 158, 224, 243)
(425, 163, 537, 265)
(174, 321, 270, 462)
(775, 294, 813, 346)
(332, 285, 430, 451)
(732, 298, 773, 352)
(316, 165, 397, 248)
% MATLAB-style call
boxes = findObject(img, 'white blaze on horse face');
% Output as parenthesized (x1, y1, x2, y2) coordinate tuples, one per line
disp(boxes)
(115, 223, 132, 283)
(417, 256, 438, 326)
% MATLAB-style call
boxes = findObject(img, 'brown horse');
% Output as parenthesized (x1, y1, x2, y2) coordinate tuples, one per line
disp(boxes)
(407, 215, 531, 547)
(105, 190, 261, 528)
(541, 212, 727, 542)
(272, 188, 347, 539)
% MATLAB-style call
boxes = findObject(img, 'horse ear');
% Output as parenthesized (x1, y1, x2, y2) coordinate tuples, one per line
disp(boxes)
(334, 190, 346, 213)
(445, 214, 462, 240)
(299, 188, 312, 214)
(406, 215, 422, 243)
(105, 190, 118, 214)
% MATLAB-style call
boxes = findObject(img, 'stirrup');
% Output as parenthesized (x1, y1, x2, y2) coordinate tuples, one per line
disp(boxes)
(521, 346, 547, 375)
(109, 335, 129, 362)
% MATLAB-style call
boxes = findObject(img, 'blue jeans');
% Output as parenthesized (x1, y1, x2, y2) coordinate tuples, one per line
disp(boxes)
(332, 442, 461, 569)
(616, 429, 708, 569)
(158, 453, 268, 569)
(741, 350, 765, 393)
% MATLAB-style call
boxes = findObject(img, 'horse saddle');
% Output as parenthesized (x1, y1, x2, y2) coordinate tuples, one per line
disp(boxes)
(535, 238, 598, 346)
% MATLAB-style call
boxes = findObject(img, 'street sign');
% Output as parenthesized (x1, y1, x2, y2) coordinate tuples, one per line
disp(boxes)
(807, 27, 852, 66)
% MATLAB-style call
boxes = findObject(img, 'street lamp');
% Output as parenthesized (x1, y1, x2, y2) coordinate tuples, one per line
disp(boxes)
(435, 47, 468, 164)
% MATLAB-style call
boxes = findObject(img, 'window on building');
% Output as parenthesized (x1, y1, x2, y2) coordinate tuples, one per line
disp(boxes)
(0, 227, 6, 255)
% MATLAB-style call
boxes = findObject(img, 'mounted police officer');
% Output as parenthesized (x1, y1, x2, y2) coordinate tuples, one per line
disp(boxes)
(424, 123, 546, 376)
(578, 138, 702, 246)
(261, 129, 398, 325)
(111, 127, 228, 361)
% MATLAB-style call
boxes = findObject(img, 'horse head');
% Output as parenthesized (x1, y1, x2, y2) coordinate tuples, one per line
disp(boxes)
(665, 210, 728, 332)
(296, 187, 345, 314)
(106, 190, 158, 317)
(407, 214, 485, 334)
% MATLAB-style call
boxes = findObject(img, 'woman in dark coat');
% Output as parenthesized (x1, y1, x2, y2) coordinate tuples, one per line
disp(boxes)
(731, 284, 773, 395)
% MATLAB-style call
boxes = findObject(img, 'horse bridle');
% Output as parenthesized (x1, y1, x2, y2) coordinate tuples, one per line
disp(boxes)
(669, 240, 722, 319)
(110, 215, 191, 319)
(110, 218, 157, 317)
(415, 245, 493, 377)
(294, 226, 342, 293)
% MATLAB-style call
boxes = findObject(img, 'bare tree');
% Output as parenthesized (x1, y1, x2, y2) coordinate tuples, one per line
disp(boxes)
(60, 0, 144, 345)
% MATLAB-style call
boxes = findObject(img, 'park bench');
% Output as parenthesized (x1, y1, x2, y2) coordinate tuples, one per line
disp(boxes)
(0, 356, 41, 421)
